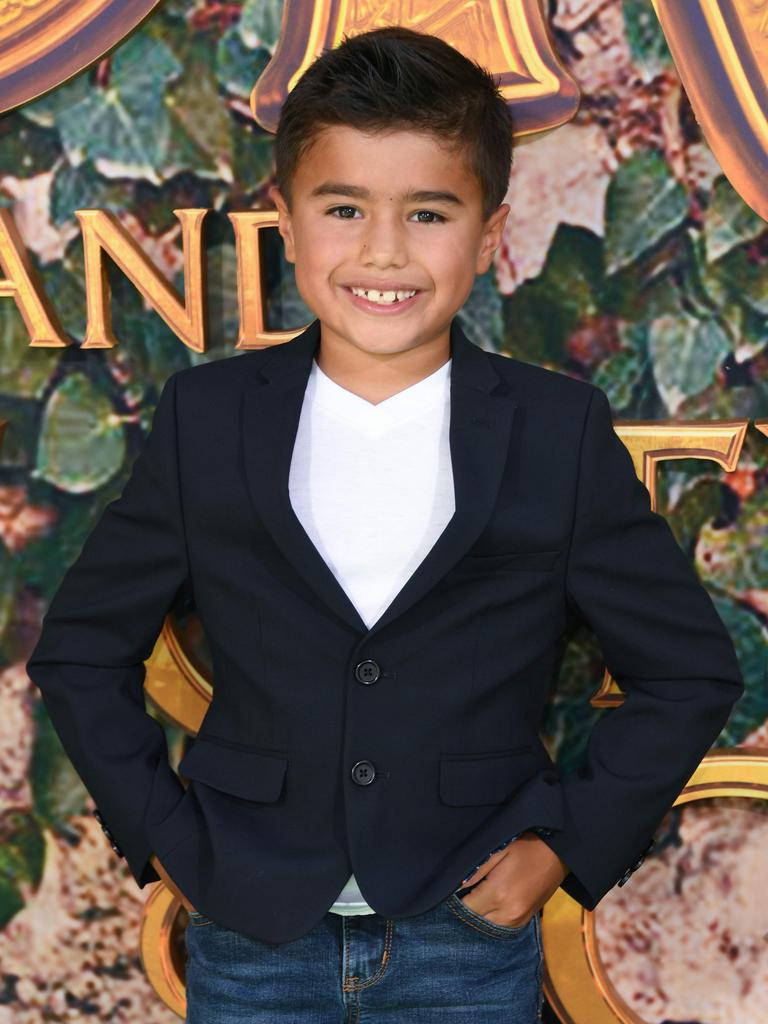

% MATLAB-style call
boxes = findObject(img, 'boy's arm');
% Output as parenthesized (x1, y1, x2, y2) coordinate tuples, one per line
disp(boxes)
(26, 373, 190, 889)
(538, 386, 745, 910)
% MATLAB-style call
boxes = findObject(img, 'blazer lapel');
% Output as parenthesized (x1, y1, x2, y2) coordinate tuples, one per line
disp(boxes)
(242, 317, 518, 639)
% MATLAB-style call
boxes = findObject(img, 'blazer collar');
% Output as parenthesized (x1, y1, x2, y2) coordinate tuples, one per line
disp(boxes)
(242, 317, 518, 639)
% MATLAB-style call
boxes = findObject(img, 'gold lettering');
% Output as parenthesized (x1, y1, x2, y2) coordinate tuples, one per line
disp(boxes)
(76, 208, 209, 351)
(0, 209, 69, 347)
(592, 419, 749, 706)
(228, 210, 310, 349)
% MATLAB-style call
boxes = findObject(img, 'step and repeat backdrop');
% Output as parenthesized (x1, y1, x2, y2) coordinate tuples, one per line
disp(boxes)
(0, 0, 765, 1021)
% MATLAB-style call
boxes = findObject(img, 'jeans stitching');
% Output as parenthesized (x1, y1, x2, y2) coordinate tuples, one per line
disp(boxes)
(447, 893, 533, 939)
(344, 919, 395, 991)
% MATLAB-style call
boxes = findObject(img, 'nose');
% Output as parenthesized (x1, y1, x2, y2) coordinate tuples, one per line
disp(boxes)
(359, 212, 408, 268)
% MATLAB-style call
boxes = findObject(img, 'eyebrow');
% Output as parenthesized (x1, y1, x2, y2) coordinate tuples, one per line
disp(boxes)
(309, 181, 465, 206)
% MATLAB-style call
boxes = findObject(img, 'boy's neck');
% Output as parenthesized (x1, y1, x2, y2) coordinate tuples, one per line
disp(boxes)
(314, 323, 452, 406)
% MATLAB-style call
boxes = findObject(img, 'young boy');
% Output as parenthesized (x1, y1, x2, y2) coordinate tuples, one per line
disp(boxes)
(27, 25, 744, 1023)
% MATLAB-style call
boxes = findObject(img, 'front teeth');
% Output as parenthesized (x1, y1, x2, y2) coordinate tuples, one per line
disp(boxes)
(350, 287, 417, 305)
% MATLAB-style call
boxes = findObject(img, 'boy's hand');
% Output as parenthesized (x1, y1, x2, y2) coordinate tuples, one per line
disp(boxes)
(457, 831, 569, 928)
(150, 853, 197, 914)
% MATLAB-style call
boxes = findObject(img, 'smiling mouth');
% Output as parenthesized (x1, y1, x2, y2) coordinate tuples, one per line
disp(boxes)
(342, 285, 424, 311)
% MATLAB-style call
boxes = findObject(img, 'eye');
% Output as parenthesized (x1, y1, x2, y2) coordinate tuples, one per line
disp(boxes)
(325, 206, 447, 224)
(327, 205, 359, 219)
(411, 210, 446, 224)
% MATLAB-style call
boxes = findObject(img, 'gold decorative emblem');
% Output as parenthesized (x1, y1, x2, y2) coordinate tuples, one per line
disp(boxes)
(0, 0, 165, 114)
(652, 0, 768, 220)
(251, 0, 581, 138)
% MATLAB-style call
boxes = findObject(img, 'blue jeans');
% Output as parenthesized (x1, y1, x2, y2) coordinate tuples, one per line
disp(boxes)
(184, 891, 544, 1023)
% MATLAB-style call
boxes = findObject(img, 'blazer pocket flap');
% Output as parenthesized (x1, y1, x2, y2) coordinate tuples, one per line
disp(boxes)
(448, 549, 560, 576)
(439, 746, 541, 806)
(178, 737, 288, 802)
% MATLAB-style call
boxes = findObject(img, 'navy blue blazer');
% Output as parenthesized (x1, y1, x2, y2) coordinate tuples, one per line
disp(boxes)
(26, 317, 744, 944)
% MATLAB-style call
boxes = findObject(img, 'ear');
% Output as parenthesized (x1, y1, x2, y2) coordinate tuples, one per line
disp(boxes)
(268, 185, 296, 264)
(476, 203, 510, 275)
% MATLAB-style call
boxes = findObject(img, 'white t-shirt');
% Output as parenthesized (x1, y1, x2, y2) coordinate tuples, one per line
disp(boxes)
(288, 354, 454, 914)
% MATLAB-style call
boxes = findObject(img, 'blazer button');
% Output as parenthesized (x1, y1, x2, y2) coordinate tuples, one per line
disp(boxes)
(351, 760, 376, 785)
(354, 660, 381, 684)
(618, 837, 656, 886)
(629, 853, 646, 873)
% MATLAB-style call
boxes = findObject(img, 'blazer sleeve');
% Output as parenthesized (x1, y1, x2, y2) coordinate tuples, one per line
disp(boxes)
(538, 385, 745, 910)
(25, 372, 191, 889)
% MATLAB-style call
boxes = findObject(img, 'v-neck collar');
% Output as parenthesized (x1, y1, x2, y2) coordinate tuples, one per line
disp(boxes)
(309, 356, 451, 430)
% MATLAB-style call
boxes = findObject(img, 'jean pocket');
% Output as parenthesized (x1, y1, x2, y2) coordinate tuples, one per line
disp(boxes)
(446, 893, 537, 940)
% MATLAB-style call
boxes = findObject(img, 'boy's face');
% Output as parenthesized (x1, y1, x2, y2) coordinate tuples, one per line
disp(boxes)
(268, 125, 509, 359)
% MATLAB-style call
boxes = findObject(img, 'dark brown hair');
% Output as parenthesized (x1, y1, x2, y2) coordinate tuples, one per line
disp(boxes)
(273, 25, 514, 221)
